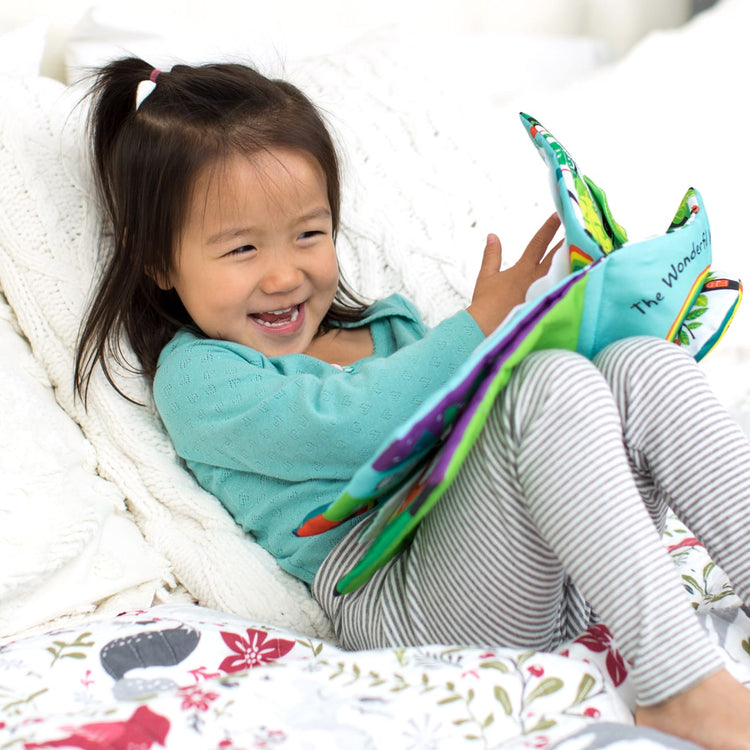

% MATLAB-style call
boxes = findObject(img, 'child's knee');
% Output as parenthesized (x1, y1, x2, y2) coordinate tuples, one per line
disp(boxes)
(594, 336, 694, 385)
(515, 348, 606, 392)
(501, 348, 613, 430)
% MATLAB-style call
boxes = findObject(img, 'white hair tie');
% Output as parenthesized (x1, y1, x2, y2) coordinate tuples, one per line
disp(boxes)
(135, 68, 162, 111)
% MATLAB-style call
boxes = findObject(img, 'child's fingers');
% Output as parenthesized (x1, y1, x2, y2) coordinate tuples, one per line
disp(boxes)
(478, 232, 503, 276)
(523, 213, 561, 263)
(539, 238, 565, 273)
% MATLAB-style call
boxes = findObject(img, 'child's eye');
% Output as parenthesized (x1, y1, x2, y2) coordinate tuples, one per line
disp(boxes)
(226, 245, 256, 257)
(298, 230, 323, 241)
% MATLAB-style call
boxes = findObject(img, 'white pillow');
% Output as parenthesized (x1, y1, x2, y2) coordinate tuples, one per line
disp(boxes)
(62, 3, 614, 95)
(0, 291, 170, 640)
(63, 5, 373, 84)
(0, 20, 48, 77)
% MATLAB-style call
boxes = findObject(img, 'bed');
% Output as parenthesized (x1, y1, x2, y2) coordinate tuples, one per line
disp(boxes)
(1, 1, 750, 747)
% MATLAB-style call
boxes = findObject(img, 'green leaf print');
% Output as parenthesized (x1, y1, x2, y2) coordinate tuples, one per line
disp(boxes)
(394, 648, 408, 667)
(2, 687, 49, 715)
(480, 660, 510, 673)
(494, 685, 513, 715)
(438, 694, 463, 705)
(682, 574, 702, 595)
(390, 673, 410, 692)
(573, 673, 597, 705)
(296, 638, 324, 657)
(524, 677, 563, 706)
(516, 651, 535, 667)
(527, 717, 558, 733)
(45, 632, 94, 666)
(675, 290, 708, 346)
(368, 670, 386, 687)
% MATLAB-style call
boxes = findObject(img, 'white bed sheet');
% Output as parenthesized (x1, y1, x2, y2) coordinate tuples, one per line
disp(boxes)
(2, 593, 749, 749)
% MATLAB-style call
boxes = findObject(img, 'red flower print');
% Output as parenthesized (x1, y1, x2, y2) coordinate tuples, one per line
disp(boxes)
(667, 537, 703, 553)
(218, 629, 295, 674)
(177, 685, 220, 712)
(527, 665, 544, 678)
(573, 624, 628, 686)
(461, 669, 480, 679)
(189, 666, 222, 682)
(525, 736, 549, 749)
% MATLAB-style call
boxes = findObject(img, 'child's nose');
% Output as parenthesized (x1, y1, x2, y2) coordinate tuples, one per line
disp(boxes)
(260, 250, 303, 293)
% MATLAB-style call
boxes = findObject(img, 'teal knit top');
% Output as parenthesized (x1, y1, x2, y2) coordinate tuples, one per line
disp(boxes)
(153, 294, 484, 584)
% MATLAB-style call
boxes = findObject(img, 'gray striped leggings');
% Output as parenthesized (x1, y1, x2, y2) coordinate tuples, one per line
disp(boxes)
(312, 336, 750, 706)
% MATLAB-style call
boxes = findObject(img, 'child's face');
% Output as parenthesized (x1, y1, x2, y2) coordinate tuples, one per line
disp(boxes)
(164, 148, 339, 358)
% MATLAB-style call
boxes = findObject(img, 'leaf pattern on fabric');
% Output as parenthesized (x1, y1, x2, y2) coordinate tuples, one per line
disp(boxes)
(571, 625, 628, 687)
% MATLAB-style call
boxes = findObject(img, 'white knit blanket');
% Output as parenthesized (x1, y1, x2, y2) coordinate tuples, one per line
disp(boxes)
(1, 0, 750, 641)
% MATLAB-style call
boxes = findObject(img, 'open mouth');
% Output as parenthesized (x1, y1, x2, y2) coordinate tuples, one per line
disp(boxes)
(250, 304, 302, 329)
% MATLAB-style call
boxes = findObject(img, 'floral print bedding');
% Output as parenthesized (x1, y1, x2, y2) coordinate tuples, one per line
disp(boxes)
(1, 516, 749, 750)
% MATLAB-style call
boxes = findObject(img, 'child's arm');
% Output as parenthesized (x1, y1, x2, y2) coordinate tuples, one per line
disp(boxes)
(154, 217, 561, 483)
(154, 304, 483, 481)
(467, 214, 562, 335)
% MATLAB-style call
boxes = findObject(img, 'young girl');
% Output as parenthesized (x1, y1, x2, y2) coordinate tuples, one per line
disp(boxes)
(76, 57, 750, 749)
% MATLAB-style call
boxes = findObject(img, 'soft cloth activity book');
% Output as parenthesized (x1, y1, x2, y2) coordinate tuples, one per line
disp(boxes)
(295, 113, 742, 594)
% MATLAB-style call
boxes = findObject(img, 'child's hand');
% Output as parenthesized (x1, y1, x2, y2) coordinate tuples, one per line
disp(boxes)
(467, 214, 562, 336)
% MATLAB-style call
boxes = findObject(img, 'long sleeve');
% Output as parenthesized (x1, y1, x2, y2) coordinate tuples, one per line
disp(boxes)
(154, 298, 483, 483)
(152, 294, 485, 583)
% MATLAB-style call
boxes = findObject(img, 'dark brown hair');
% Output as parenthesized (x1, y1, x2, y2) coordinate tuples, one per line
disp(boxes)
(75, 57, 369, 403)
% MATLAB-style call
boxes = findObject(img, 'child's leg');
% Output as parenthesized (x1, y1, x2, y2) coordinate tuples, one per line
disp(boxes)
(593, 335, 750, 604)
(590, 337, 750, 749)
(314, 346, 725, 706)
